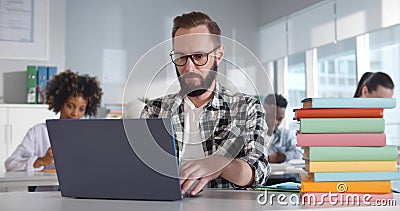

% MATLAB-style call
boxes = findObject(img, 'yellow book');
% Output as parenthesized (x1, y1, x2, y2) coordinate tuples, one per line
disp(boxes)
(305, 161, 397, 172)
(301, 180, 392, 193)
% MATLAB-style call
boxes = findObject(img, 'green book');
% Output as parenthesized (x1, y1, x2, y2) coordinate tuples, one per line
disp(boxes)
(26, 65, 37, 104)
(304, 146, 398, 161)
(299, 118, 384, 133)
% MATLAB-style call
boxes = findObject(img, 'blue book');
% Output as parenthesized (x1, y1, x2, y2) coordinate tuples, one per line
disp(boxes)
(301, 98, 396, 109)
(47, 66, 57, 81)
(37, 66, 48, 104)
(255, 182, 301, 192)
(311, 171, 400, 182)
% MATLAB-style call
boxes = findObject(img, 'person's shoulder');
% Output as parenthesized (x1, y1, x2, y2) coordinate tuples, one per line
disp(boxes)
(218, 84, 261, 105)
(24, 123, 48, 140)
(29, 123, 47, 131)
(146, 93, 179, 107)
(277, 127, 296, 138)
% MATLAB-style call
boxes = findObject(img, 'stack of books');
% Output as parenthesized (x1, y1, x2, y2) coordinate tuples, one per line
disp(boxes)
(295, 97, 399, 205)
(105, 104, 124, 118)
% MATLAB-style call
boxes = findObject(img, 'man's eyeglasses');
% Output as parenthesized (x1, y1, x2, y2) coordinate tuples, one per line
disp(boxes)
(169, 46, 220, 66)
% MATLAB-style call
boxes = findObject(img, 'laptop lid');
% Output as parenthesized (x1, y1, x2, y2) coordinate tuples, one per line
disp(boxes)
(46, 118, 182, 201)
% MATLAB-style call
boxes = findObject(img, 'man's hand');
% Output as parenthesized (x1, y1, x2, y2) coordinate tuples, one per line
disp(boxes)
(33, 147, 54, 168)
(268, 152, 286, 163)
(179, 155, 231, 196)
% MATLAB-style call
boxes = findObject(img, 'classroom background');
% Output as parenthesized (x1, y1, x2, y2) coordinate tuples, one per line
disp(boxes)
(0, 0, 399, 159)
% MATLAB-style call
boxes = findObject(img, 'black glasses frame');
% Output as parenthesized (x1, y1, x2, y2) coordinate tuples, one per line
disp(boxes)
(169, 46, 220, 66)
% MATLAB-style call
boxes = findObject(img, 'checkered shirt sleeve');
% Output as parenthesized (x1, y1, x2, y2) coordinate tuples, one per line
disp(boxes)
(140, 83, 270, 187)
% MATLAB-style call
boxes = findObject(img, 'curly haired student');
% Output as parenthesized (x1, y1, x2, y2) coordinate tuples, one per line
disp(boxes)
(5, 70, 103, 172)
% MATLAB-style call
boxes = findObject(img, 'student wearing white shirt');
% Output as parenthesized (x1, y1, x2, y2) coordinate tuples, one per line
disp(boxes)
(5, 70, 103, 172)
(263, 94, 302, 163)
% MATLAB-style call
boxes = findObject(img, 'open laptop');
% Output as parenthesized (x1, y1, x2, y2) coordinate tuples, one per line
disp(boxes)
(46, 118, 182, 200)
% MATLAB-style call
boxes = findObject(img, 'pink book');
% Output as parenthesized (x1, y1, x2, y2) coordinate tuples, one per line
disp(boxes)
(301, 192, 393, 203)
(296, 133, 386, 147)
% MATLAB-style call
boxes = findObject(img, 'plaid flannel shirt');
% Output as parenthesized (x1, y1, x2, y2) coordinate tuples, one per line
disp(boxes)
(141, 82, 270, 188)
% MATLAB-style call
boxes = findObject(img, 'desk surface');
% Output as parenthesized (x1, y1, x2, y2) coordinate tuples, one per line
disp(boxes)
(0, 189, 399, 211)
(0, 171, 58, 188)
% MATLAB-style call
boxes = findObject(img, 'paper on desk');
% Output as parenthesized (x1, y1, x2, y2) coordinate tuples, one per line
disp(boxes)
(288, 159, 305, 166)
(393, 180, 400, 193)
(255, 182, 301, 192)
(269, 163, 291, 171)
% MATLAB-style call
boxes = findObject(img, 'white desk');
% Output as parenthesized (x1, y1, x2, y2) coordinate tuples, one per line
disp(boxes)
(0, 171, 58, 192)
(270, 163, 306, 175)
(0, 189, 399, 211)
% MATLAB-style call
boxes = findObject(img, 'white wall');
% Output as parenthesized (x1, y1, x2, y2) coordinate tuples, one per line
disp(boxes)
(257, 0, 321, 27)
(0, 0, 327, 104)
(0, 0, 66, 100)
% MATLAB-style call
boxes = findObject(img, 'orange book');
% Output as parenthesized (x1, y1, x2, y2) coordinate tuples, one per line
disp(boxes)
(294, 108, 383, 119)
(301, 180, 392, 193)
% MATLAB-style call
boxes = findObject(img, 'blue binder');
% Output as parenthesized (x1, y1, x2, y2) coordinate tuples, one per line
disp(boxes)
(47, 66, 57, 81)
(37, 66, 48, 104)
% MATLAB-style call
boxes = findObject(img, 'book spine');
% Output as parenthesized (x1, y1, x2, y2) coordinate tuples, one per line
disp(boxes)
(301, 192, 393, 202)
(37, 66, 48, 104)
(47, 66, 57, 81)
(311, 171, 400, 182)
(296, 133, 386, 146)
(300, 180, 392, 193)
(306, 161, 398, 172)
(305, 146, 398, 161)
(26, 65, 37, 104)
(299, 118, 385, 133)
(295, 108, 384, 119)
(309, 98, 396, 109)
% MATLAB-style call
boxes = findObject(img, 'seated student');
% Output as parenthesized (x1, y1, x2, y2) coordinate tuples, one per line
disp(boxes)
(141, 11, 269, 196)
(353, 72, 399, 164)
(5, 70, 103, 172)
(263, 94, 302, 185)
(353, 72, 394, 98)
(263, 94, 302, 163)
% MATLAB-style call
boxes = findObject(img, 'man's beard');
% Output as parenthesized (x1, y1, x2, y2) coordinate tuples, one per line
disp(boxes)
(176, 60, 217, 97)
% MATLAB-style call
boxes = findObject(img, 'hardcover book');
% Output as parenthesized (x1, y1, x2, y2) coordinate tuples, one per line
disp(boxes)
(304, 161, 398, 172)
(296, 133, 386, 146)
(303, 146, 398, 161)
(299, 118, 384, 133)
(301, 98, 396, 109)
(26, 65, 37, 104)
(300, 180, 392, 193)
(294, 108, 383, 119)
(301, 192, 393, 202)
(304, 171, 400, 182)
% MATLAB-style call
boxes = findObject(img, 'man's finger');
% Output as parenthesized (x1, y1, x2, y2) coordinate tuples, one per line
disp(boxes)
(190, 177, 208, 196)
(181, 178, 196, 195)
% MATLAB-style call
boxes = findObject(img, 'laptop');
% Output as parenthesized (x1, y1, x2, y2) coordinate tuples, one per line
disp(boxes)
(46, 118, 182, 200)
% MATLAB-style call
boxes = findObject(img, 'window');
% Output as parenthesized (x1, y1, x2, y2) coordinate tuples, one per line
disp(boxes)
(316, 38, 357, 98)
(287, 53, 306, 130)
(369, 24, 400, 146)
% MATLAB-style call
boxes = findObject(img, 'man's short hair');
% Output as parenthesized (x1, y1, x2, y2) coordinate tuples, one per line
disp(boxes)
(264, 94, 288, 108)
(172, 11, 221, 46)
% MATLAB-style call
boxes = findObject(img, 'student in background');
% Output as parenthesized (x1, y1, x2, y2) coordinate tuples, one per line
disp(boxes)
(263, 94, 302, 163)
(353, 72, 394, 98)
(353, 72, 399, 164)
(141, 11, 269, 196)
(5, 70, 103, 172)
(263, 94, 302, 185)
